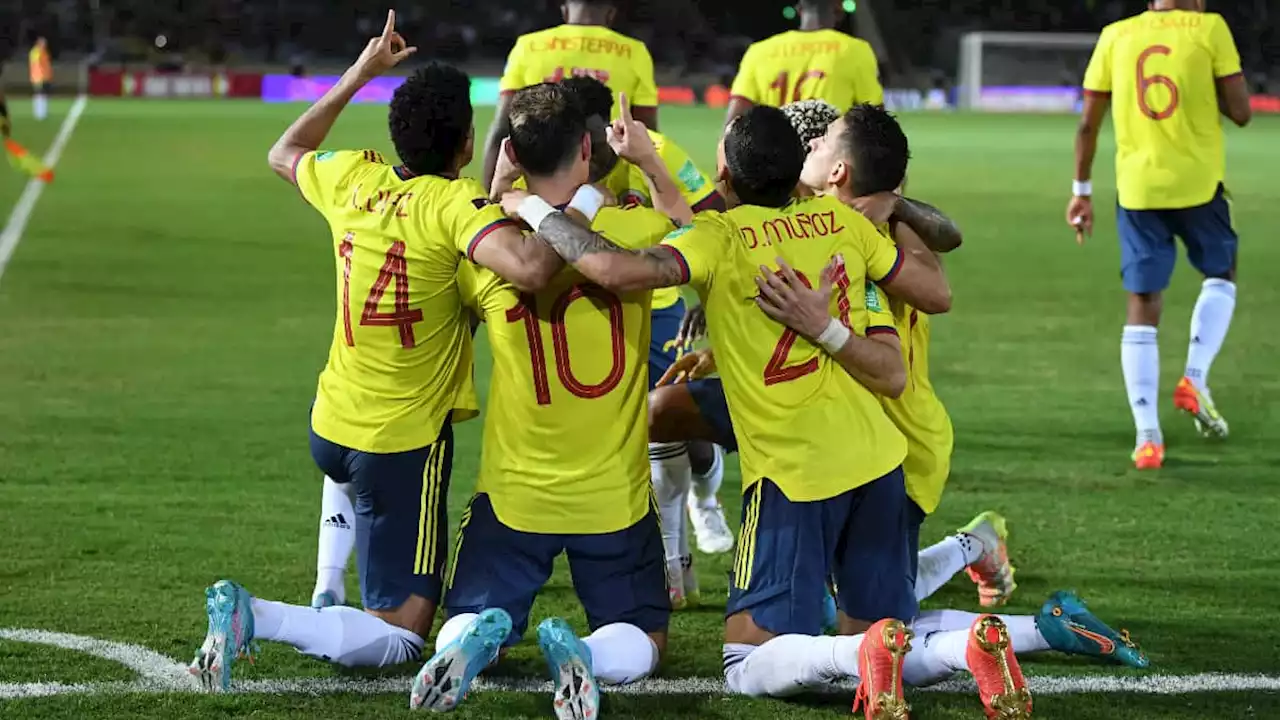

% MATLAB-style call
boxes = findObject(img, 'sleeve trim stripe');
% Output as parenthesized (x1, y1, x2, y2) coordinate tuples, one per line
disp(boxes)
(867, 326, 899, 337)
(728, 94, 757, 105)
(466, 219, 519, 262)
(289, 151, 308, 187)
(1216, 72, 1244, 82)
(874, 246, 905, 285)
(1083, 89, 1111, 96)
(691, 192, 721, 212)
(659, 245, 691, 284)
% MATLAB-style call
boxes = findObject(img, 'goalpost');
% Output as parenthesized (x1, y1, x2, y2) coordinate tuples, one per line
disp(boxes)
(957, 32, 1100, 111)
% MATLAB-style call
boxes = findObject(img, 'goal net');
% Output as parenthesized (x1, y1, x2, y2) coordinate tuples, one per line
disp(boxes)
(957, 32, 1100, 112)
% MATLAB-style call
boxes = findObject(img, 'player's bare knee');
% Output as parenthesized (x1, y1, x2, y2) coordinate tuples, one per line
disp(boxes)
(724, 611, 777, 647)
(1126, 291, 1163, 326)
(648, 385, 685, 442)
(646, 630, 668, 659)
(836, 611, 873, 636)
(367, 593, 438, 639)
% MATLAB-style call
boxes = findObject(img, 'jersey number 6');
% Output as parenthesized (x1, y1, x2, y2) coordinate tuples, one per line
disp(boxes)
(507, 284, 626, 405)
(339, 235, 425, 349)
(1136, 45, 1178, 120)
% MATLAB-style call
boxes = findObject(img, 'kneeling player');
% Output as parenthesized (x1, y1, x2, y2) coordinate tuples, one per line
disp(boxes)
(409, 83, 680, 717)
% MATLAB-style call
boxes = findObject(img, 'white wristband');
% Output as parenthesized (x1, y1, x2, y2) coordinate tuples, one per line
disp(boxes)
(516, 195, 558, 233)
(815, 318, 851, 355)
(568, 184, 605, 222)
(1072, 180, 1093, 197)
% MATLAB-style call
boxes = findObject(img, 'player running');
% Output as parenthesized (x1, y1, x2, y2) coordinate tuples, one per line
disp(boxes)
(483, 0, 658, 188)
(29, 37, 50, 122)
(190, 13, 567, 691)
(505, 105, 1038, 719)
(410, 82, 678, 717)
(1068, 0, 1251, 469)
(725, 0, 882, 128)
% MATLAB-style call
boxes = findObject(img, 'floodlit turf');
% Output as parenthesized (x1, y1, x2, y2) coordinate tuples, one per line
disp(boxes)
(1, 98, 1279, 719)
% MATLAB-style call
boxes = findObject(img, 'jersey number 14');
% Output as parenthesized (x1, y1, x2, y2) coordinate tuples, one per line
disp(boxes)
(338, 234, 424, 349)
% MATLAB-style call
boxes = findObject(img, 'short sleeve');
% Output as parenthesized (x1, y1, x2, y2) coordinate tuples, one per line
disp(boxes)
(656, 136, 715, 206)
(456, 260, 507, 316)
(597, 206, 676, 251)
(1209, 16, 1243, 79)
(499, 38, 529, 93)
(659, 213, 728, 294)
(630, 42, 659, 107)
(442, 181, 521, 261)
(293, 150, 368, 209)
(852, 43, 884, 106)
(863, 283, 897, 337)
(845, 206, 903, 284)
(729, 45, 762, 103)
(1082, 29, 1113, 94)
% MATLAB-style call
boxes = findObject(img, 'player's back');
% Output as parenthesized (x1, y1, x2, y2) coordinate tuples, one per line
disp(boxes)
(1085, 10, 1242, 209)
(667, 194, 906, 500)
(731, 29, 882, 109)
(500, 24, 658, 117)
(461, 205, 675, 535)
(296, 149, 508, 454)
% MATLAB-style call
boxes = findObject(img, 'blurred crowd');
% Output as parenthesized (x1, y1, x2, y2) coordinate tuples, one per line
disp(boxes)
(2, 0, 1275, 90)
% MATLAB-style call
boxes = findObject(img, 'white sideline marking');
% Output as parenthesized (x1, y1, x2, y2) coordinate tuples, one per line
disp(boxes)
(0, 95, 89, 283)
(3, 627, 1280, 700)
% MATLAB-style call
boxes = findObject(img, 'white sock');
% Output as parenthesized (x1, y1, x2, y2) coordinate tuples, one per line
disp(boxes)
(912, 611, 1051, 654)
(914, 534, 983, 602)
(435, 613, 478, 653)
(33, 94, 47, 120)
(1185, 278, 1236, 392)
(689, 444, 724, 511)
(581, 623, 658, 685)
(314, 477, 357, 604)
(723, 635, 862, 697)
(251, 599, 423, 667)
(1121, 325, 1161, 446)
(901, 628, 968, 687)
(650, 442, 692, 587)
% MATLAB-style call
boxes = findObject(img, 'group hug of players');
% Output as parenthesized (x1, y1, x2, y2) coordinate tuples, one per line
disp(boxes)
(180, 0, 1258, 716)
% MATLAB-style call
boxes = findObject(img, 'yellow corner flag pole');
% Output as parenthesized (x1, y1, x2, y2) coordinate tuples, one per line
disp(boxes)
(4, 137, 54, 183)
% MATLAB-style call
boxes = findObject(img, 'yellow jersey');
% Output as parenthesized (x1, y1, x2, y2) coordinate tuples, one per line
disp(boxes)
(294, 149, 516, 453)
(730, 29, 883, 110)
(500, 24, 659, 113)
(662, 195, 907, 501)
(29, 45, 51, 84)
(1083, 11, 1243, 210)
(459, 206, 676, 534)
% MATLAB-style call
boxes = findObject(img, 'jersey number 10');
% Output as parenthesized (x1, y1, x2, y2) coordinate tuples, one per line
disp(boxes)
(770, 70, 828, 105)
(507, 285, 626, 405)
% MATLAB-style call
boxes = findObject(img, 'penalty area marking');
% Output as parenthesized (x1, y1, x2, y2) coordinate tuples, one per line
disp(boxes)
(3, 627, 1280, 700)
(0, 94, 89, 284)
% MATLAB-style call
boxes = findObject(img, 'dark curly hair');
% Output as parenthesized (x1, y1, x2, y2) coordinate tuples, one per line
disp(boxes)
(388, 62, 473, 176)
(507, 83, 588, 177)
(560, 75, 614, 120)
(840, 103, 910, 196)
(724, 106, 805, 208)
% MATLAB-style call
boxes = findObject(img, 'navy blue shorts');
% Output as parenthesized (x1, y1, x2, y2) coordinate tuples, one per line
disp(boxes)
(687, 377, 737, 452)
(727, 469, 918, 635)
(444, 494, 671, 645)
(1117, 184, 1237, 294)
(309, 422, 453, 611)
(649, 299, 692, 391)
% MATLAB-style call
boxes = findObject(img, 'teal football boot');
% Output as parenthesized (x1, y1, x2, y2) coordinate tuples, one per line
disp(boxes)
(1037, 590, 1149, 668)
(537, 617, 600, 720)
(188, 579, 257, 692)
(410, 608, 512, 711)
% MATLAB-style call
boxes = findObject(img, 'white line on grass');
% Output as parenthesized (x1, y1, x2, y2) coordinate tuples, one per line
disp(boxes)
(0, 94, 89, 283)
(3, 627, 1280, 700)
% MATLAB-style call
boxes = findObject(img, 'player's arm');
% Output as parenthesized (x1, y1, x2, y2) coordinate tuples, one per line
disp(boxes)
(630, 42, 660, 130)
(871, 219, 951, 315)
(755, 258, 905, 398)
(893, 197, 962, 253)
(469, 221, 563, 294)
(1217, 77, 1251, 128)
(725, 45, 760, 129)
(608, 95, 694, 226)
(1067, 32, 1114, 239)
(1210, 17, 1251, 128)
(481, 93, 515, 191)
(268, 11, 415, 183)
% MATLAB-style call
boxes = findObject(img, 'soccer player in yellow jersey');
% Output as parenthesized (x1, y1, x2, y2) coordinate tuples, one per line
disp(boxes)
(1069, 0, 1252, 470)
(482, 0, 658, 188)
(504, 106, 1040, 717)
(189, 14, 566, 691)
(29, 37, 51, 122)
(410, 82, 681, 716)
(725, 0, 882, 128)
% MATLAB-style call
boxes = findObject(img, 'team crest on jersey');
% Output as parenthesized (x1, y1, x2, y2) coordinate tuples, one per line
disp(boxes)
(676, 160, 705, 193)
(316, 151, 336, 161)
(664, 224, 693, 241)
(864, 282, 882, 312)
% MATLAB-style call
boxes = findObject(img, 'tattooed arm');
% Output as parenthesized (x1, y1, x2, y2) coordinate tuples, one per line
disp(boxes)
(893, 196, 963, 253)
(535, 212, 687, 293)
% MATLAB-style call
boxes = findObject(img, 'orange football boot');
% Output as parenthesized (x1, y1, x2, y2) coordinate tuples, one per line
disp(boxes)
(1173, 377, 1229, 438)
(1132, 441, 1164, 470)
(852, 618, 912, 720)
(967, 615, 1032, 719)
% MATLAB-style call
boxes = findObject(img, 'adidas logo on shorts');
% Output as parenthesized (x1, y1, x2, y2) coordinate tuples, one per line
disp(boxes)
(323, 513, 351, 530)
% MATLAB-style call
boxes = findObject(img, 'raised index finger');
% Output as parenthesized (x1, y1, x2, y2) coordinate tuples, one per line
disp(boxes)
(382, 9, 396, 40)
(618, 92, 633, 124)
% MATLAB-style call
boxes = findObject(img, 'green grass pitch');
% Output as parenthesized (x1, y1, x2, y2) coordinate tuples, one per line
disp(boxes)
(1, 99, 1279, 719)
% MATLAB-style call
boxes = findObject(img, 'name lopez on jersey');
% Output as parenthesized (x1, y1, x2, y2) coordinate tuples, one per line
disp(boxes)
(740, 210, 846, 250)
